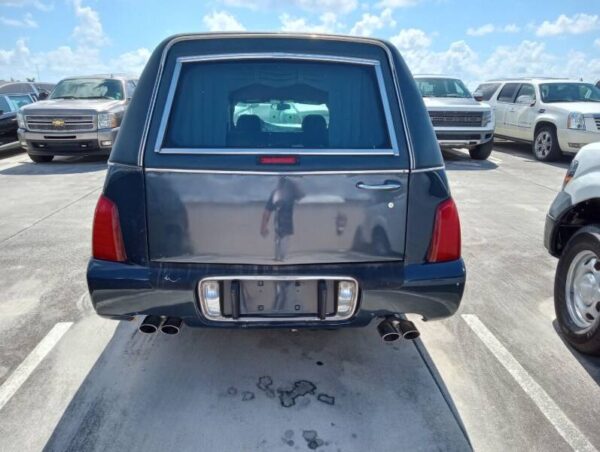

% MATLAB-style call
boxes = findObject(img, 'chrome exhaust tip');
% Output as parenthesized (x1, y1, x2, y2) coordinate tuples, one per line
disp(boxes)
(377, 319, 401, 342)
(160, 317, 182, 335)
(395, 319, 420, 340)
(139, 315, 163, 334)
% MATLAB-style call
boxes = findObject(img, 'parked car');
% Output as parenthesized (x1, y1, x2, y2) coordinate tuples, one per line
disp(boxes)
(17, 75, 137, 163)
(0, 93, 35, 149)
(86, 33, 465, 340)
(475, 78, 600, 162)
(415, 75, 495, 160)
(545, 142, 600, 355)
(0, 81, 54, 100)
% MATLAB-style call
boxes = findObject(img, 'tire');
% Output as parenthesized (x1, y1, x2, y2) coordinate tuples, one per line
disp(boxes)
(554, 226, 600, 355)
(469, 139, 493, 160)
(28, 154, 54, 163)
(533, 125, 562, 162)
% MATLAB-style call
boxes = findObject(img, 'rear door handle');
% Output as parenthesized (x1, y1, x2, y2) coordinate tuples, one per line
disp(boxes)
(356, 181, 402, 191)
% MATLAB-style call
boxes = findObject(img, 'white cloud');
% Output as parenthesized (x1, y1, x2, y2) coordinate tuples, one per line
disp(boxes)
(72, 0, 108, 46)
(536, 13, 599, 36)
(0, 12, 38, 28)
(350, 8, 395, 36)
(221, 0, 357, 14)
(390, 28, 432, 50)
(376, 0, 420, 9)
(595, 38, 600, 48)
(203, 10, 246, 31)
(466, 24, 495, 36)
(467, 23, 520, 36)
(388, 30, 600, 86)
(110, 48, 151, 76)
(0, 0, 53, 11)
(280, 12, 340, 33)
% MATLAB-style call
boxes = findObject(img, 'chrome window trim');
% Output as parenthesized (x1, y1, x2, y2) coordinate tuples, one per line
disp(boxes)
(144, 167, 410, 175)
(198, 275, 359, 323)
(136, 33, 415, 168)
(153, 52, 399, 156)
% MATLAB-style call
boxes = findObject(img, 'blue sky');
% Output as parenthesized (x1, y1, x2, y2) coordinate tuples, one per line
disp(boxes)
(1, 0, 599, 87)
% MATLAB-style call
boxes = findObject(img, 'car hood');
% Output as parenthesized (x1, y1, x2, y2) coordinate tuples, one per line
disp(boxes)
(423, 97, 490, 111)
(21, 98, 123, 115)
(546, 102, 600, 115)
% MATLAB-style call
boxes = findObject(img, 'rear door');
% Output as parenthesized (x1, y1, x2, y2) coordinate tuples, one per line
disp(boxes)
(143, 46, 410, 266)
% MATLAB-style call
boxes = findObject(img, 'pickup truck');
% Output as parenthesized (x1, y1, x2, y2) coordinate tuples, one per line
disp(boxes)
(17, 75, 137, 162)
(415, 75, 495, 160)
(86, 33, 465, 341)
(545, 142, 600, 355)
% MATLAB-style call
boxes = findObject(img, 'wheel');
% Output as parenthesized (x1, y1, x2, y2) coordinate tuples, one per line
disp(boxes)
(469, 139, 493, 160)
(533, 126, 561, 162)
(28, 154, 54, 163)
(554, 226, 600, 355)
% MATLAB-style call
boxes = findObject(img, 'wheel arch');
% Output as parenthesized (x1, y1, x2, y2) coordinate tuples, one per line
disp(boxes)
(551, 198, 600, 256)
(534, 120, 557, 138)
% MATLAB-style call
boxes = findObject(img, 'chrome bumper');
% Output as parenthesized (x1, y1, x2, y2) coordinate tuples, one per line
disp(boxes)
(434, 128, 494, 148)
(18, 128, 118, 152)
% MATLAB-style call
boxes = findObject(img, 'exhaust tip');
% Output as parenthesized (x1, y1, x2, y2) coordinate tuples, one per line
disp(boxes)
(161, 317, 182, 335)
(395, 319, 420, 340)
(377, 319, 401, 342)
(139, 315, 163, 334)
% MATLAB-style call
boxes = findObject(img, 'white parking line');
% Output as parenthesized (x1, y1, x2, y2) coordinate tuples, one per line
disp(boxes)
(462, 314, 597, 452)
(0, 322, 73, 412)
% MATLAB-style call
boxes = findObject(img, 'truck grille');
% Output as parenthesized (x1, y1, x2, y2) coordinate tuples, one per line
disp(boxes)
(429, 111, 484, 127)
(25, 115, 95, 132)
(594, 115, 600, 131)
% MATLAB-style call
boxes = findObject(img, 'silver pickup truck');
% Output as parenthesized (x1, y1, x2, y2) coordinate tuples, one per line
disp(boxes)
(415, 75, 495, 160)
(17, 75, 137, 163)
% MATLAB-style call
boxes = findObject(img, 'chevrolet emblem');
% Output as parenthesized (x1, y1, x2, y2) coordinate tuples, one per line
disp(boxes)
(52, 119, 65, 127)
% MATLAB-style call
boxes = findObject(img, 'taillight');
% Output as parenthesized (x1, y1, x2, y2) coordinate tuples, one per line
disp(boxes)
(427, 198, 461, 263)
(92, 195, 127, 262)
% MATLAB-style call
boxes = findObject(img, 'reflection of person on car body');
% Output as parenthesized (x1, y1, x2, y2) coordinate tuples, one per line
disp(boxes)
(261, 177, 305, 262)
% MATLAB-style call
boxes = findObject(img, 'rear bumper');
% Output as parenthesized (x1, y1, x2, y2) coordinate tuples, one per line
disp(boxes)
(18, 128, 117, 156)
(87, 259, 466, 328)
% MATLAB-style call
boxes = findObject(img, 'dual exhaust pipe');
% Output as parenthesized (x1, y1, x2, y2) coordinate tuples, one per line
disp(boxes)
(139, 316, 182, 335)
(377, 317, 420, 342)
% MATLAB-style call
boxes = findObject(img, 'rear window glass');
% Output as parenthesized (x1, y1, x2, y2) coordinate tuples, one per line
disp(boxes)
(162, 60, 392, 151)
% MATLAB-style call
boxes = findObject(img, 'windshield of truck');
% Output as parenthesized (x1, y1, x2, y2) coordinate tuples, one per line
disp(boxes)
(540, 83, 600, 103)
(50, 78, 124, 100)
(416, 78, 472, 98)
(163, 59, 392, 150)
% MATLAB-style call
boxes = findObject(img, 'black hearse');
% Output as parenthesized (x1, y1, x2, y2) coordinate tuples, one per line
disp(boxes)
(87, 33, 465, 341)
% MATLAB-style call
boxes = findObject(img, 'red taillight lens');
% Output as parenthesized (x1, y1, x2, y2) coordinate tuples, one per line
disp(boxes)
(427, 198, 461, 263)
(92, 195, 127, 262)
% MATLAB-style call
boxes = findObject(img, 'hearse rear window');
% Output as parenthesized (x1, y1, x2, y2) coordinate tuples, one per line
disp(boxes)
(160, 58, 394, 153)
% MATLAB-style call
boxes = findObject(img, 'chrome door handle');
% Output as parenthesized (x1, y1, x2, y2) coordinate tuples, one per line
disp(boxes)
(356, 181, 402, 191)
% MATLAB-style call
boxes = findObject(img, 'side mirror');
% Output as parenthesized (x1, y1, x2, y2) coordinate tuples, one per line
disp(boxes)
(516, 95, 535, 106)
(473, 91, 484, 102)
(38, 92, 49, 101)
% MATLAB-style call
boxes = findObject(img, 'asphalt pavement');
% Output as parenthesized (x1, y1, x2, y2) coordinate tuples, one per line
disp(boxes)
(0, 144, 598, 452)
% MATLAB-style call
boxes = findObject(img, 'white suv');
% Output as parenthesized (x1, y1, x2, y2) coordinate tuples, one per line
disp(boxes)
(475, 78, 600, 161)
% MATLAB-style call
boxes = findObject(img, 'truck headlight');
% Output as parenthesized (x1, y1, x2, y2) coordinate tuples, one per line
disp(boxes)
(567, 112, 585, 130)
(17, 112, 26, 129)
(97, 112, 118, 129)
(482, 110, 494, 127)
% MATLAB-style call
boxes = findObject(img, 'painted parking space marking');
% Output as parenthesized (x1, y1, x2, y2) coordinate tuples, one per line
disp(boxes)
(0, 322, 73, 412)
(462, 314, 597, 452)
